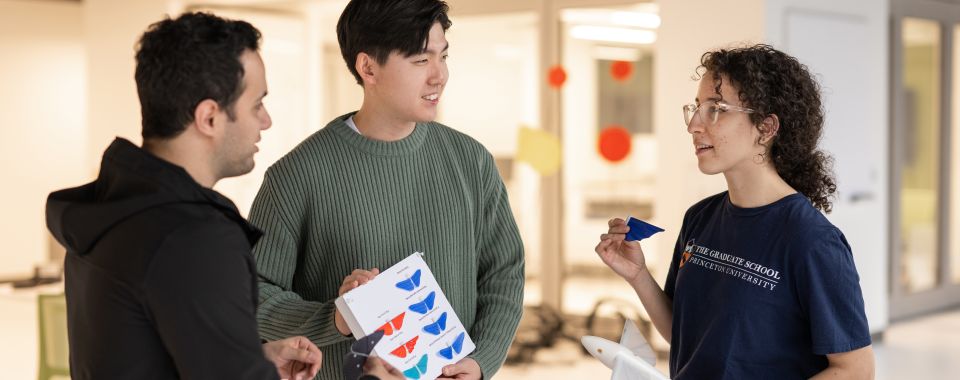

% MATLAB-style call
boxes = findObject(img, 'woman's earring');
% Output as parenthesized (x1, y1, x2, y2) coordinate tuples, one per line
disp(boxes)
(753, 152, 766, 164)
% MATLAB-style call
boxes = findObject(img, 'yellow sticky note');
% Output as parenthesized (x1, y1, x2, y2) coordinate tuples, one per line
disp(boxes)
(516, 127, 561, 176)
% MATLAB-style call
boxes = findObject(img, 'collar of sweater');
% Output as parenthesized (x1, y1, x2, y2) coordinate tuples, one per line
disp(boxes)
(328, 112, 430, 156)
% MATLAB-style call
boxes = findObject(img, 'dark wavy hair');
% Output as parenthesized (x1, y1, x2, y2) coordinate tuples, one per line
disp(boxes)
(135, 12, 261, 139)
(697, 44, 837, 213)
(337, 0, 452, 85)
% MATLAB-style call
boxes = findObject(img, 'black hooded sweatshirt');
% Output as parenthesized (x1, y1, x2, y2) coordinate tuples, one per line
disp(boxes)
(46, 138, 278, 379)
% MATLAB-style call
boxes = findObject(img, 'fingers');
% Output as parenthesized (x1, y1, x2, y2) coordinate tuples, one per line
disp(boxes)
(599, 233, 627, 242)
(282, 352, 321, 380)
(293, 336, 322, 376)
(623, 239, 643, 252)
(275, 337, 321, 377)
(608, 217, 628, 227)
(363, 356, 403, 378)
(347, 269, 378, 285)
(383, 361, 401, 376)
(339, 268, 380, 295)
(441, 358, 480, 378)
(595, 238, 615, 254)
(289, 361, 305, 380)
(362, 356, 380, 372)
(441, 362, 465, 377)
(279, 345, 320, 366)
(604, 218, 630, 236)
(600, 218, 629, 243)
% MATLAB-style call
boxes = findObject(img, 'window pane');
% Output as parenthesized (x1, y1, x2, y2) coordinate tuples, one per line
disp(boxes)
(899, 18, 941, 293)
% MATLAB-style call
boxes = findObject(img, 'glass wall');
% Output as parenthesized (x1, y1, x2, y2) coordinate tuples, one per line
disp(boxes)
(952, 25, 960, 285)
(898, 17, 941, 293)
(558, 5, 660, 319)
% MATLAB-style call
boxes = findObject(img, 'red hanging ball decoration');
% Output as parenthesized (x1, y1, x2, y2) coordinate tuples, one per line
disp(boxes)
(548, 65, 567, 89)
(598, 125, 632, 162)
(610, 60, 633, 82)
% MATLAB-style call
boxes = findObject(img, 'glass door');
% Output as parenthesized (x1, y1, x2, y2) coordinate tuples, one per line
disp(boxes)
(891, 0, 960, 320)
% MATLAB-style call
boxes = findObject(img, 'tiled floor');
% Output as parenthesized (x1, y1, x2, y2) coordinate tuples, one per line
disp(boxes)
(498, 308, 960, 379)
(873, 308, 960, 380)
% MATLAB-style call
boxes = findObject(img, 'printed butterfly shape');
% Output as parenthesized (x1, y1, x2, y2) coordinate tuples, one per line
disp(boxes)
(395, 269, 422, 291)
(408, 291, 436, 315)
(422, 312, 448, 336)
(390, 335, 419, 359)
(402, 354, 429, 379)
(437, 332, 465, 360)
(376, 312, 405, 336)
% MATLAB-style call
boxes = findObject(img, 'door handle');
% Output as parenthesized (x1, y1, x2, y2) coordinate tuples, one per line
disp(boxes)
(848, 191, 875, 203)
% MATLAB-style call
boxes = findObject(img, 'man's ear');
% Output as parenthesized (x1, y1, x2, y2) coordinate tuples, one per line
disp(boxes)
(193, 99, 220, 138)
(355, 52, 378, 86)
(758, 114, 780, 145)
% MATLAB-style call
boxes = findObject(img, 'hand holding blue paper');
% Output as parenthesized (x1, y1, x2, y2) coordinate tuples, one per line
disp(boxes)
(625, 217, 664, 241)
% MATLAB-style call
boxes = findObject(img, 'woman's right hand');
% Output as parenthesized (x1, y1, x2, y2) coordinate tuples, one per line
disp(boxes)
(595, 218, 648, 283)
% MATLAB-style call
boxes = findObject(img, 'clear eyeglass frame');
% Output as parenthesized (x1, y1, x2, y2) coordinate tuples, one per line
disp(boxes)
(682, 100, 756, 126)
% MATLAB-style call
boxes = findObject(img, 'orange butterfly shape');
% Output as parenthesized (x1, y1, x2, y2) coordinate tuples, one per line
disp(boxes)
(390, 336, 419, 359)
(376, 312, 405, 336)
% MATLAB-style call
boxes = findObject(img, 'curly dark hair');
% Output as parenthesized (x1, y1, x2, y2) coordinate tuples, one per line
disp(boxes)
(696, 44, 837, 213)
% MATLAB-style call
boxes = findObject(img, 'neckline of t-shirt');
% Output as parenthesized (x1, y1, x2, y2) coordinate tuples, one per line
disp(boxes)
(722, 191, 804, 216)
(328, 112, 429, 156)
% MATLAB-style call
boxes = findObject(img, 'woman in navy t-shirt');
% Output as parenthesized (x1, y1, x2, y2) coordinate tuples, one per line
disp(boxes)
(595, 44, 874, 379)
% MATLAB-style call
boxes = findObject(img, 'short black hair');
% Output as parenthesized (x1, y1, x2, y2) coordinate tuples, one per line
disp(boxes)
(135, 12, 261, 140)
(336, 0, 452, 85)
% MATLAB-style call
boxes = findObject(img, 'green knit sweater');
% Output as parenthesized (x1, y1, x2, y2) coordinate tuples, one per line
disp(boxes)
(249, 113, 525, 379)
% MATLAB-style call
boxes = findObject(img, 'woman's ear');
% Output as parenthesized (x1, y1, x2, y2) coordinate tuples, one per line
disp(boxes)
(758, 114, 780, 145)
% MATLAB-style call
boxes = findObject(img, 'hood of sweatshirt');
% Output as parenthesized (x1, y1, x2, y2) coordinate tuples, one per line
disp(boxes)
(46, 138, 260, 255)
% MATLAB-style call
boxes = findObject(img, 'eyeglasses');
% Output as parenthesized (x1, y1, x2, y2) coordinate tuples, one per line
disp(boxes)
(682, 100, 756, 126)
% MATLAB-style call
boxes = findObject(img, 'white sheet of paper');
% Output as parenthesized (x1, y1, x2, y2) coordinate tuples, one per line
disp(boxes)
(336, 253, 476, 379)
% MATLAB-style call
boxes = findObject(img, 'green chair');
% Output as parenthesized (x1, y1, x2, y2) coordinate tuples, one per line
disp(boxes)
(37, 293, 70, 380)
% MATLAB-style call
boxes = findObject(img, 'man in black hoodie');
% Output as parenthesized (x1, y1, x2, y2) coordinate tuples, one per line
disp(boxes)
(44, 12, 324, 379)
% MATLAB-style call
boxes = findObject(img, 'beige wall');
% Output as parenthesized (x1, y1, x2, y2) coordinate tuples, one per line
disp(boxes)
(84, 0, 180, 168)
(0, 0, 86, 277)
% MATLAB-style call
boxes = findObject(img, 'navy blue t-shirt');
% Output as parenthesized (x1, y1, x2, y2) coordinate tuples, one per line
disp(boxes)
(664, 192, 871, 379)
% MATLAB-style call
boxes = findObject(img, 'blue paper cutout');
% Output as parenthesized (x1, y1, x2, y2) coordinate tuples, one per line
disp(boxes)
(625, 217, 664, 241)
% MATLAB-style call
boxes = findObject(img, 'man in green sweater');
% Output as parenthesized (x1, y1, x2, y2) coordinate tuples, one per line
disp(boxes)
(248, 0, 525, 379)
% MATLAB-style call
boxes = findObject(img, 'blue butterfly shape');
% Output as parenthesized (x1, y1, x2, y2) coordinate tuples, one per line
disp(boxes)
(408, 291, 436, 315)
(395, 269, 422, 292)
(402, 354, 429, 379)
(422, 312, 448, 336)
(437, 332, 465, 360)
